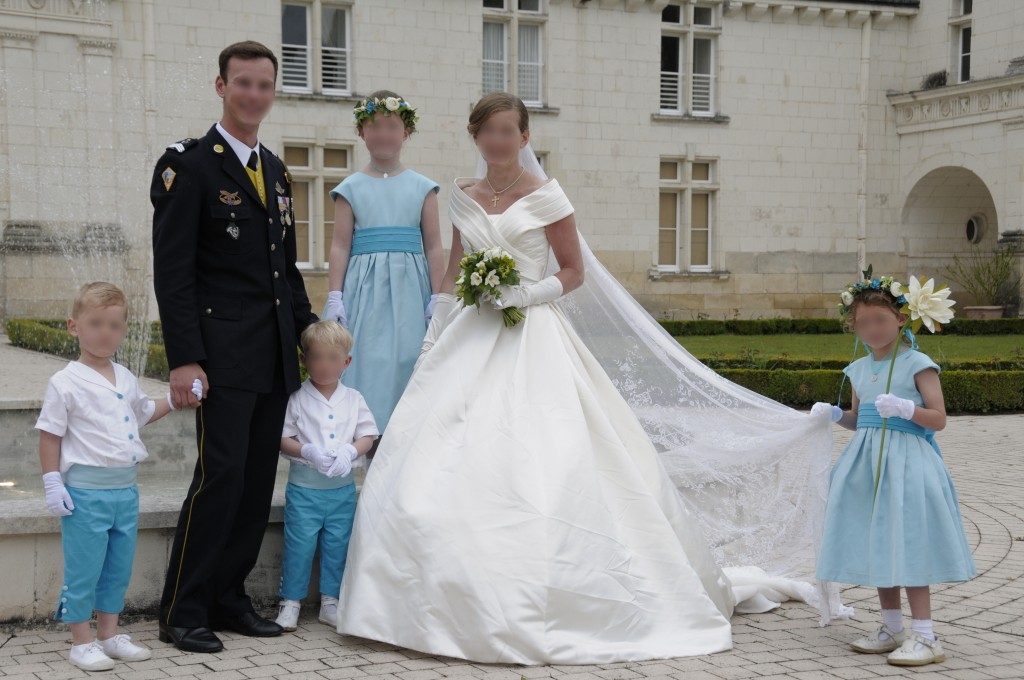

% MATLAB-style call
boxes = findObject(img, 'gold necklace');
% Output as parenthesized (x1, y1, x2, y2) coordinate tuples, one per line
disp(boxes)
(485, 166, 527, 208)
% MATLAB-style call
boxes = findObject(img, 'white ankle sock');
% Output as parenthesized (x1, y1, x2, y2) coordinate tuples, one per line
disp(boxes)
(911, 619, 935, 640)
(882, 608, 904, 633)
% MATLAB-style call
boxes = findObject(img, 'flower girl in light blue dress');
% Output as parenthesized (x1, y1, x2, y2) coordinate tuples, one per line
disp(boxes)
(323, 91, 443, 437)
(811, 279, 975, 668)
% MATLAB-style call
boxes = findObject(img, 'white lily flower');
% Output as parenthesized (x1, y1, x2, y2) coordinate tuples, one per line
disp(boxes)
(484, 270, 500, 287)
(470, 271, 483, 286)
(904, 276, 956, 333)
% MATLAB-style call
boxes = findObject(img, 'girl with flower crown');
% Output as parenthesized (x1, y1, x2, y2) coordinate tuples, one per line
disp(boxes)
(810, 271, 975, 668)
(323, 90, 443, 438)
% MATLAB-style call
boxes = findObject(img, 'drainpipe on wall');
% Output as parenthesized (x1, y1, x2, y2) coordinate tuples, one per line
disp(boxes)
(857, 13, 872, 274)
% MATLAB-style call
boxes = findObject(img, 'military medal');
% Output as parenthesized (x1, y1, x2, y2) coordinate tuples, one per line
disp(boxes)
(161, 167, 176, 191)
(213, 144, 224, 154)
(219, 190, 241, 206)
(278, 196, 292, 226)
(275, 181, 285, 195)
(226, 223, 240, 240)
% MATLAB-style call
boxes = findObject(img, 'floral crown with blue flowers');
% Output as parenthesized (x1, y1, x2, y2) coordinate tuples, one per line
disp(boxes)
(353, 95, 419, 133)
(837, 265, 908, 319)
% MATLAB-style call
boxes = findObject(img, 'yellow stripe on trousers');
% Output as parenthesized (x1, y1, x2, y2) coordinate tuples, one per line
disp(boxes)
(165, 401, 206, 624)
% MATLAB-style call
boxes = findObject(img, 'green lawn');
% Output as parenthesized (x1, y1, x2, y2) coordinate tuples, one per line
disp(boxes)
(675, 333, 1024, 363)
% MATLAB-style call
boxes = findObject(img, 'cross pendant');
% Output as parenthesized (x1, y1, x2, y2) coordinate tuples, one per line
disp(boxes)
(490, 194, 500, 208)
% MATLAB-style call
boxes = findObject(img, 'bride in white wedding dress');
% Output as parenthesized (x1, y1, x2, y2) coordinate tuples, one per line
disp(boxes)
(336, 93, 846, 664)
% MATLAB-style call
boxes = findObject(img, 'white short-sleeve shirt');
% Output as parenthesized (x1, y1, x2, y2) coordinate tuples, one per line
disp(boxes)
(282, 380, 379, 488)
(35, 361, 156, 474)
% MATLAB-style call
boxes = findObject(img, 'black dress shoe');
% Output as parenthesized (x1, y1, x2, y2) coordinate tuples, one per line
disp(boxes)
(210, 611, 283, 637)
(158, 622, 224, 653)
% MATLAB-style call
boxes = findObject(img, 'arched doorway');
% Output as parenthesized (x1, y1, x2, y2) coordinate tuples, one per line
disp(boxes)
(901, 166, 998, 298)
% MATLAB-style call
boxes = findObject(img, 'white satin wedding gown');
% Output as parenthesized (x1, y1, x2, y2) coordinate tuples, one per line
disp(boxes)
(337, 178, 763, 664)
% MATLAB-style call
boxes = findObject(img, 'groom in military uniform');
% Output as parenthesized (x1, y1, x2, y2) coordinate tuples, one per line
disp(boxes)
(150, 41, 317, 653)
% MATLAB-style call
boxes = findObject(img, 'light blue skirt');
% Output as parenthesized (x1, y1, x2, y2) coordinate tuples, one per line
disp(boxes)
(333, 251, 430, 431)
(816, 411, 976, 587)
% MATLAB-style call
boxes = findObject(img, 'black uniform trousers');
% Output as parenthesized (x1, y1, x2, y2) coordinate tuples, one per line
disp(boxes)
(159, 356, 288, 627)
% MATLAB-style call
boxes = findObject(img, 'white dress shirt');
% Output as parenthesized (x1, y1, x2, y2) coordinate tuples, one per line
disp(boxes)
(216, 121, 260, 168)
(282, 380, 379, 489)
(36, 361, 156, 475)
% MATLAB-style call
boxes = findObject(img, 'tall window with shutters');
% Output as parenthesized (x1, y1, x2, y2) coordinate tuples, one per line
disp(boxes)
(660, 2, 719, 116)
(658, 158, 717, 273)
(281, 2, 351, 96)
(283, 144, 352, 269)
(482, 0, 545, 106)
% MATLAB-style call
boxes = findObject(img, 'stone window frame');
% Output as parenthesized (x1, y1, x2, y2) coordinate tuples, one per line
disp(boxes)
(949, 0, 972, 84)
(658, 156, 719, 274)
(482, 0, 548, 108)
(659, 0, 722, 118)
(282, 144, 353, 269)
(281, 1, 353, 97)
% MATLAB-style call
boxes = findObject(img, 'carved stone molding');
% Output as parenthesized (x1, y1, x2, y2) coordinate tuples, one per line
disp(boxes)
(78, 35, 115, 56)
(0, 0, 110, 22)
(723, 1, 912, 26)
(0, 28, 38, 49)
(889, 75, 1024, 134)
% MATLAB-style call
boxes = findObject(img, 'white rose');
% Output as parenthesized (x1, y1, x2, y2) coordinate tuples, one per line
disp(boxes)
(470, 272, 483, 286)
(385, 97, 400, 112)
(890, 281, 903, 297)
(485, 270, 500, 288)
(840, 291, 854, 306)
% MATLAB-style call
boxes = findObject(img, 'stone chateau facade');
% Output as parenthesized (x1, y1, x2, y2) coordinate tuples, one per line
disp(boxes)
(1, 0, 1023, 321)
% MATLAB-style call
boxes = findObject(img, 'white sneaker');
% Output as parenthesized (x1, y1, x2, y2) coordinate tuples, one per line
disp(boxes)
(275, 599, 301, 632)
(319, 595, 339, 627)
(98, 633, 152, 661)
(69, 641, 115, 671)
(887, 631, 946, 666)
(850, 625, 906, 654)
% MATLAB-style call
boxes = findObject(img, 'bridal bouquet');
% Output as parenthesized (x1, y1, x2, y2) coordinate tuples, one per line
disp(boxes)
(455, 248, 525, 328)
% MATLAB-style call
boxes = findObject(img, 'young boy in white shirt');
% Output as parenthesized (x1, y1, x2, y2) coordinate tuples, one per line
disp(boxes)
(275, 320, 378, 630)
(36, 282, 201, 671)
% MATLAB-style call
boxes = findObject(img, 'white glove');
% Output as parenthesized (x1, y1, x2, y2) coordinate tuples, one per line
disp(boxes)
(425, 293, 439, 325)
(810, 402, 843, 422)
(492, 276, 563, 310)
(325, 444, 357, 478)
(300, 442, 336, 475)
(325, 291, 347, 327)
(875, 393, 916, 420)
(167, 379, 204, 410)
(418, 293, 457, 366)
(42, 471, 74, 516)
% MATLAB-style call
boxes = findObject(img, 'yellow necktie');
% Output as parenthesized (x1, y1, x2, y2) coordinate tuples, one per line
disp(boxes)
(245, 151, 266, 207)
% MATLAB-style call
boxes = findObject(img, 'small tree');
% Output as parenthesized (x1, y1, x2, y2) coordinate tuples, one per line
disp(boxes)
(944, 247, 1021, 307)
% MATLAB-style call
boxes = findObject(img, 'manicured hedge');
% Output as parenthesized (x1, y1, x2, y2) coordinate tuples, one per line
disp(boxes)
(719, 368, 1024, 414)
(8, 317, 1023, 413)
(5, 318, 170, 380)
(660, 317, 1024, 336)
(703, 355, 1024, 371)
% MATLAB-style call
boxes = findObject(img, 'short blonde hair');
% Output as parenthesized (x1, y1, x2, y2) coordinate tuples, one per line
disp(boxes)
(71, 282, 128, 319)
(300, 320, 353, 355)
